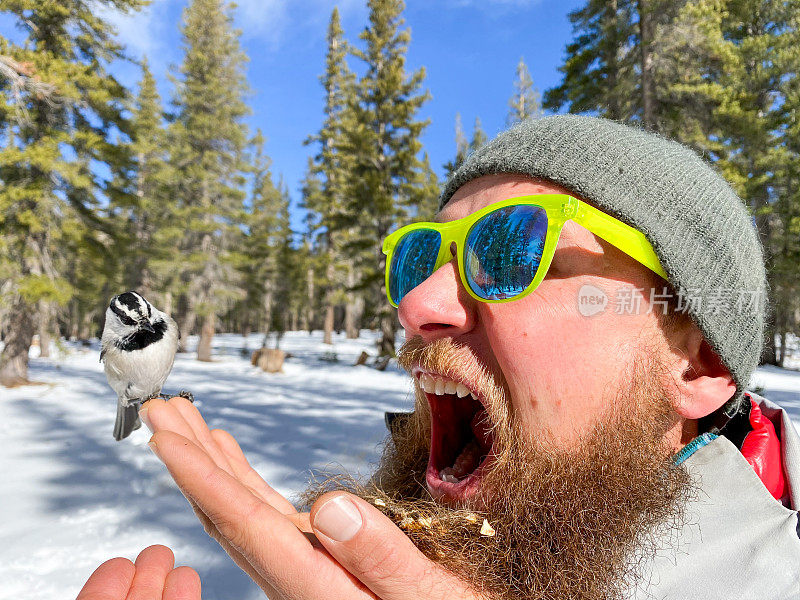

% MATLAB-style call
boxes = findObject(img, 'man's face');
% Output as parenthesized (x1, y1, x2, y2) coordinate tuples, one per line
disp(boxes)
(304, 174, 693, 600)
(395, 174, 687, 505)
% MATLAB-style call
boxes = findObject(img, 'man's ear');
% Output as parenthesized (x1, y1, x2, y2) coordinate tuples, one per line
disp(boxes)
(672, 325, 737, 420)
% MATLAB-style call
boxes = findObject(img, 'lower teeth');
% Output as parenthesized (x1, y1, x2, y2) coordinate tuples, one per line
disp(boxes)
(440, 438, 482, 482)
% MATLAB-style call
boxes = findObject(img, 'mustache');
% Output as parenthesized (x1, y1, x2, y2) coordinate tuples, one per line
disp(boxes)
(397, 335, 490, 381)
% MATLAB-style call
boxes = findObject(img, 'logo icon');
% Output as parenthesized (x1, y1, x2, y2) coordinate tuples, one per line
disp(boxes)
(577, 284, 608, 317)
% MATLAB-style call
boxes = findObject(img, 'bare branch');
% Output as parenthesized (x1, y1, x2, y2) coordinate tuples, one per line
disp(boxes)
(0, 54, 62, 125)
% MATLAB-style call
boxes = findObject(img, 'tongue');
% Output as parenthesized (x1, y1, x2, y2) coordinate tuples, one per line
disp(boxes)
(443, 439, 481, 480)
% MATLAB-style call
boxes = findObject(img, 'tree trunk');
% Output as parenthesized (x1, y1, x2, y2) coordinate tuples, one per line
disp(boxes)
(263, 286, 273, 336)
(378, 312, 396, 358)
(0, 296, 36, 386)
(79, 311, 94, 340)
(323, 258, 335, 344)
(603, 0, 621, 120)
(345, 299, 362, 339)
(762, 317, 778, 365)
(177, 309, 196, 354)
(163, 291, 174, 317)
(197, 312, 215, 362)
(323, 305, 335, 345)
(70, 302, 79, 340)
(638, 0, 656, 129)
(344, 262, 362, 339)
(306, 265, 315, 333)
(38, 300, 52, 358)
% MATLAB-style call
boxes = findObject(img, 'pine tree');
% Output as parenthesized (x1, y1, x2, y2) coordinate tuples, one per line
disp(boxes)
(443, 115, 486, 182)
(507, 57, 542, 125)
(470, 116, 487, 152)
(415, 153, 440, 221)
(305, 8, 357, 344)
(235, 130, 283, 342)
(345, 0, 430, 358)
(298, 159, 325, 334)
(544, 0, 638, 121)
(443, 112, 469, 176)
(545, 0, 800, 364)
(644, 0, 727, 151)
(270, 180, 297, 343)
(710, 0, 799, 365)
(545, 0, 688, 130)
(773, 21, 800, 364)
(108, 58, 177, 303)
(168, 0, 250, 361)
(0, 0, 145, 386)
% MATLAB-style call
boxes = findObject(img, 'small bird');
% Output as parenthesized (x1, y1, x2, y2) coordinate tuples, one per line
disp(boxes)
(100, 291, 185, 441)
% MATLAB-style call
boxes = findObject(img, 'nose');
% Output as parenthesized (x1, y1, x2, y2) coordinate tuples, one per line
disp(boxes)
(396, 251, 477, 341)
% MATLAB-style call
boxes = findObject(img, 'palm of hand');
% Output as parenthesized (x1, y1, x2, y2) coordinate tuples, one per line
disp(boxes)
(77, 397, 481, 600)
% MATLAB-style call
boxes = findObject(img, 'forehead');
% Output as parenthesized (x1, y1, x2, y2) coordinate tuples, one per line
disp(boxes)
(437, 174, 602, 252)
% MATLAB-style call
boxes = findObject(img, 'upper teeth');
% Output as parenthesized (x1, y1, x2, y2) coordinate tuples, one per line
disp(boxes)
(418, 373, 474, 399)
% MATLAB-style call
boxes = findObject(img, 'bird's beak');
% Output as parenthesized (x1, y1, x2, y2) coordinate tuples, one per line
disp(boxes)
(140, 322, 156, 333)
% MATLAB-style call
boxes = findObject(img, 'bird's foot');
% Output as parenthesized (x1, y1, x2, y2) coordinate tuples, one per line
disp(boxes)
(137, 390, 195, 404)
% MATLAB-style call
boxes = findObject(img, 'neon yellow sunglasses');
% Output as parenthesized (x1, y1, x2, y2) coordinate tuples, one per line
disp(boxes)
(382, 194, 667, 307)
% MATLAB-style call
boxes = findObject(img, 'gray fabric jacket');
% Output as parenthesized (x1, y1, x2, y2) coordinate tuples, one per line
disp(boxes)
(634, 394, 800, 599)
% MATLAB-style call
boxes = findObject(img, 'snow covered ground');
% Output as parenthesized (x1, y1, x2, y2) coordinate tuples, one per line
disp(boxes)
(0, 331, 414, 600)
(1, 331, 799, 600)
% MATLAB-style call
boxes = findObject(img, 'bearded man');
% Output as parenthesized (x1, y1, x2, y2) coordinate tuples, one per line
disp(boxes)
(78, 116, 800, 600)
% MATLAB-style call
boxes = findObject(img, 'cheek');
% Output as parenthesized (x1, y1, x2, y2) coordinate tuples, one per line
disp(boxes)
(482, 282, 653, 441)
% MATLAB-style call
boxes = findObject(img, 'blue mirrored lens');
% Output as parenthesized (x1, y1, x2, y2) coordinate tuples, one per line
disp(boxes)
(464, 205, 548, 300)
(389, 228, 441, 305)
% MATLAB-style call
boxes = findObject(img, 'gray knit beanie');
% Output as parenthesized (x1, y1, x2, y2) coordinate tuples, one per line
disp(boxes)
(440, 115, 767, 415)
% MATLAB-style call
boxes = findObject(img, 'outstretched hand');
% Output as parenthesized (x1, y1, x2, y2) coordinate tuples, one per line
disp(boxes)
(76, 545, 200, 600)
(136, 396, 482, 600)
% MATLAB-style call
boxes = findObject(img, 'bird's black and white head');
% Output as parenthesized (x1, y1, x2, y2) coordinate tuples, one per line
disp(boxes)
(105, 291, 167, 351)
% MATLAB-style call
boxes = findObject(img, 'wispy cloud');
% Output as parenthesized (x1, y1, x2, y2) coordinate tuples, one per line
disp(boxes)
(233, 0, 364, 48)
(233, 0, 289, 45)
(100, 0, 172, 61)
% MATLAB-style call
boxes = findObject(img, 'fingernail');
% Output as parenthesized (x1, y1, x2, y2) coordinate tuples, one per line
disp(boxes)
(148, 440, 163, 462)
(139, 404, 153, 432)
(314, 496, 363, 542)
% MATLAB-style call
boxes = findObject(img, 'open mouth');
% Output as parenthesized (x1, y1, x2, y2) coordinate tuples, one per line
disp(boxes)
(416, 371, 495, 503)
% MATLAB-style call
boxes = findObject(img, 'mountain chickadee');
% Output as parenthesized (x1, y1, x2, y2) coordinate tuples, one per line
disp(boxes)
(101, 291, 191, 441)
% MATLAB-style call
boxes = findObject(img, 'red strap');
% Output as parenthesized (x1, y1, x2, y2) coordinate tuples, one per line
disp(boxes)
(740, 398, 786, 500)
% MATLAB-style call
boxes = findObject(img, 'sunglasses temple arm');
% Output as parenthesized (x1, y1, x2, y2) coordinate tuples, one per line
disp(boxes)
(578, 209, 669, 280)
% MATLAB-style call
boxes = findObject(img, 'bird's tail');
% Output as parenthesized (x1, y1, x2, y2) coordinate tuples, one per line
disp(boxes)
(114, 402, 142, 441)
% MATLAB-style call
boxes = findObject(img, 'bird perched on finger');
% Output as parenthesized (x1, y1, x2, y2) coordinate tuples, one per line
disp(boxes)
(100, 291, 190, 441)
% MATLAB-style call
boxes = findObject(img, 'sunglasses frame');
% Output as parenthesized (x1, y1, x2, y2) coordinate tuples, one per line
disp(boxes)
(382, 194, 668, 308)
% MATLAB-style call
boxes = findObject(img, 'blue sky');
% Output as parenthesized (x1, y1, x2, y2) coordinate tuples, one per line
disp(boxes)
(5, 0, 585, 230)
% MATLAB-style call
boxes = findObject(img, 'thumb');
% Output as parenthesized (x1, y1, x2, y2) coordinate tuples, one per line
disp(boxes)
(310, 492, 481, 600)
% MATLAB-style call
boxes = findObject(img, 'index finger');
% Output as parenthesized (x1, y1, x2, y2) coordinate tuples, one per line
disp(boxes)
(149, 430, 377, 600)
